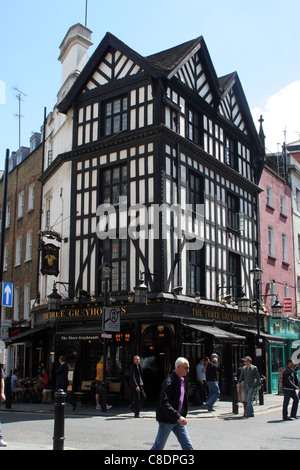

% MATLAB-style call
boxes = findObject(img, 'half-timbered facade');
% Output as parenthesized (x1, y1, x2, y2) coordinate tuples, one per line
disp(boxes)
(34, 27, 265, 399)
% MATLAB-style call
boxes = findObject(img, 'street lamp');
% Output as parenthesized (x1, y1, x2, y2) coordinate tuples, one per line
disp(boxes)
(237, 290, 251, 314)
(134, 275, 148, 305)
(250, 265, 263, 358)
(100, 261, 112, 412)
(47, 283, 62, 311)
(47, 281, 73, 311)
(271, 299, 283, 319)
(250, 265, 263, 283)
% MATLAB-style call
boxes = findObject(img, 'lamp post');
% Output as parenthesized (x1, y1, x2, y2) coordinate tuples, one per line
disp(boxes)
(100, 262, 112, 412)
(250, 265, 263, 359)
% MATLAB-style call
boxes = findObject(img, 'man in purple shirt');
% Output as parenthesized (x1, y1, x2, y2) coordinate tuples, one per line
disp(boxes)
(151, 357, 193, 450)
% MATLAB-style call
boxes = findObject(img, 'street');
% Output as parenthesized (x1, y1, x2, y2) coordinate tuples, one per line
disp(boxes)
(0, 394, 299, 451)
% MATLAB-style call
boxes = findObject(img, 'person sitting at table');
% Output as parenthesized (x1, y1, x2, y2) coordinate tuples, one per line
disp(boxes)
(34, 368, 51, 402)
(38, 368, 50, 389)
(11, 369, 21, 391)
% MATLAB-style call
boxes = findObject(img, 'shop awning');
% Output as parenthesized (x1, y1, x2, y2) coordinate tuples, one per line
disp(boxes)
(235, 327, 286, 344)
(184, 324, 246, 342)
(4, 326, 50, 345)
(56, 328, 103, 341)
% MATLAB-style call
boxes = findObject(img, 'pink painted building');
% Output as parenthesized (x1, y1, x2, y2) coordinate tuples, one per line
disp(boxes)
(259, 163, 296, 318)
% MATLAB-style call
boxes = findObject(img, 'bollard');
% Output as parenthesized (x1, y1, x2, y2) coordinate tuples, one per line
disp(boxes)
(4, 376, 11, 409)
(53, 389, 66, 451)
(232, 377, 239, 414)
(259, 376, 265, 406)
(100, 381, 107, 412)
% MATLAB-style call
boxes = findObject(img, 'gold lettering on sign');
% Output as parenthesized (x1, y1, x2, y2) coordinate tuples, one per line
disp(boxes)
(191, 309, 249, 324)
(42, 306, 127, 321)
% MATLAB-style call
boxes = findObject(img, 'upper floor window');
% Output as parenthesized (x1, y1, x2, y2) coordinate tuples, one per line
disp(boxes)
(104, 96, 128, 136)
(102, 165, 127, 205)
(18, 191, 24, 218)
(186, 108, 200, 144)
(28, 183, 35, 211)
(268, 226, 275, 257)
(280, 196, 286, 216)
(225, 138, 238, 170)
(227, 193, 239, 231)
(5, 203, 10, 228)
(227, 252, 241, 300)
(15, 237, 22, 266)
(296, 188, 300, 212)
(266, 186, 273, 208)
(282, 233, 288, 263)
(25, 230, 33, 261)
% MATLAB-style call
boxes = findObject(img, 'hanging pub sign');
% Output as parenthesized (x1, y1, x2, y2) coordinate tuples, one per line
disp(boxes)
(41, 243, 60, 276)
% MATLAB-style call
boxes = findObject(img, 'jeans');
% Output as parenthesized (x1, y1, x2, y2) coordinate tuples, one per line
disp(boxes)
(283, 390, 299, 419)
(245, 385, 255, 417)
(206, 381, 220, 409)
(151, 421, 193, 450)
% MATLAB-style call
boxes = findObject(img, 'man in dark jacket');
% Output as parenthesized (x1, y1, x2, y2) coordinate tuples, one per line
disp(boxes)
(55, 355, 77, 411)
(282, 359, 299, 420)
(129, 355, 145, 418)
(206, 353, 220, 411)
(151, 357, 193, 450)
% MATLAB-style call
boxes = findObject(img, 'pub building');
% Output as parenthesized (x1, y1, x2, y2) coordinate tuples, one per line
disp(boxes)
(20, 23, 270, 401)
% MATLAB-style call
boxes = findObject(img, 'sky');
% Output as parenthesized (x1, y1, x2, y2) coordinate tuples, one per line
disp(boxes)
(0, 0, 300, 169)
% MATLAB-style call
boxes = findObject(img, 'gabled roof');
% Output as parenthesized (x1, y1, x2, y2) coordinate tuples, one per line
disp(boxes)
(146, 36, 202, 72)
(56, 30, 264, 158)
(58, 33, 220, 113)
(58, 32, 163, 113)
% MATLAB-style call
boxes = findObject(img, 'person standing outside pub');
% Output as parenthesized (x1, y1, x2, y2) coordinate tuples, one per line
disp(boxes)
(238, 356, 261, 418)
(206, 353, 220, 411)
(95, 356, 112, 411)
(54, 355, 77, 411)
(129, 355, 145, 418)
(282, 359, 299, 421)
(151, 357, 193, 450)
(196, 357, 207, 405)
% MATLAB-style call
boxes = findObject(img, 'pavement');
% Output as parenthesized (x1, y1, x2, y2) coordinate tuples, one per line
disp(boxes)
(0, 393, 284, 450)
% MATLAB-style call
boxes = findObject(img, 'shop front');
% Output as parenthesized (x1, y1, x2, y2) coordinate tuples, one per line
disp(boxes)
(30, 298, 278, 403)
(268, 317, 300, 393)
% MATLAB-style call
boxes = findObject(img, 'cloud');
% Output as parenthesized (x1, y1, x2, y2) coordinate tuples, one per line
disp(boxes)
(252, 81, 300, 153)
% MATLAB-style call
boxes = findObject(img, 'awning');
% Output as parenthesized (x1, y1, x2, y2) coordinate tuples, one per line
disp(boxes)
(4, 326, 50, 345)
(56, 328, 103, 341)
(184, 324, 246, 342)
(235, 327, 286, 344)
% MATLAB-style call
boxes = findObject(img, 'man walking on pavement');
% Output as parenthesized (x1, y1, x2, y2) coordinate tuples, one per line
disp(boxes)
(238, 356, 261, 417)
(282, 359, 299, 421)
(54, 355, 77, 411)
(151, 357, 193, 450)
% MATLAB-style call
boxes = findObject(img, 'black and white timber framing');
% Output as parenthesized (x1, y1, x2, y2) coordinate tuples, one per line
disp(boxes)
(49, 32, 265, 305)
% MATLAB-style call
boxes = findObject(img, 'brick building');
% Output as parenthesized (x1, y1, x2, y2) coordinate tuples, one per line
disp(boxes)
(0, 133, 43, 376)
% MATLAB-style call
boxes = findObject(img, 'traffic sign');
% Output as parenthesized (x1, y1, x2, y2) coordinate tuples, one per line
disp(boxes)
(103, 307, 120, 332)
(2, 282, 13, 307)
